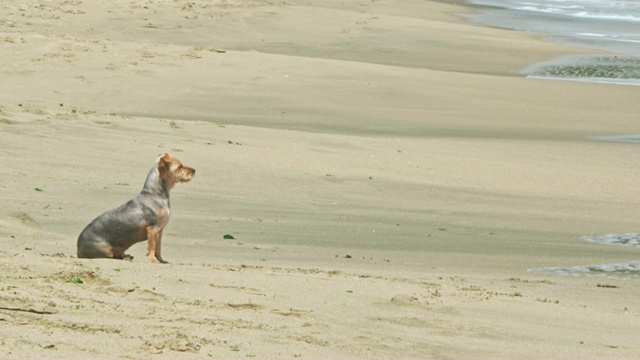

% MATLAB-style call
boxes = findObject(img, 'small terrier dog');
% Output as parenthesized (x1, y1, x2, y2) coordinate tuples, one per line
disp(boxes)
(77, 153, 195, 263)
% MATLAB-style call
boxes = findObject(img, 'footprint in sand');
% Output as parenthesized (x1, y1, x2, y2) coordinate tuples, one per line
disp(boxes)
(4, 212, 41, 229)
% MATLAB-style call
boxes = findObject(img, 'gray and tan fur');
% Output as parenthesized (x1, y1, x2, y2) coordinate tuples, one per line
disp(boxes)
(77, 153, 195, 263)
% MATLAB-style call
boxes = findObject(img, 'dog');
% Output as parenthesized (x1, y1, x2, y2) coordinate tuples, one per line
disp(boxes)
(77, 153, 195, 263)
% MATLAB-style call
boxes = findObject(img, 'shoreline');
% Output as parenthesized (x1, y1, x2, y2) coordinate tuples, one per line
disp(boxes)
(2, 0, 640, 358)
(463, 0, 640, 86)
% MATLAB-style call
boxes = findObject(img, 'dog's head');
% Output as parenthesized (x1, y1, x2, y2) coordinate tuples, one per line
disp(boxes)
(157, 153, 195, 189)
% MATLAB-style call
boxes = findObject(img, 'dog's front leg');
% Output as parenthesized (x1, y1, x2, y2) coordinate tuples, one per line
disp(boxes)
(155, 229, 168, 263)
(146, 226, 168, 264)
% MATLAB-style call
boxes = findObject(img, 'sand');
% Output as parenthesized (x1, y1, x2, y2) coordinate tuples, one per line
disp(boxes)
(1, 0, 640, 358)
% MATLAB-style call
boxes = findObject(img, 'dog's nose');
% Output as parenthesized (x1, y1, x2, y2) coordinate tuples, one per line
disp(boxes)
(192, 168, 196, 174)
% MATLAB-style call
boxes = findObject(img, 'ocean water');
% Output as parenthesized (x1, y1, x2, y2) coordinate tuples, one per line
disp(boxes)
(462, 2, 640, 279)
(465, 0, 640, 86)
(530, 234, 640, 280)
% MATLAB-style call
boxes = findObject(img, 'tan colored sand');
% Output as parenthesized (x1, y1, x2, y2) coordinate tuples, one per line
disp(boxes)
(1, 0, 640, 358)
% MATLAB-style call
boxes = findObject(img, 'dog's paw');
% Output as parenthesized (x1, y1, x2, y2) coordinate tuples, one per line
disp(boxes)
(148, 255, 169, 264)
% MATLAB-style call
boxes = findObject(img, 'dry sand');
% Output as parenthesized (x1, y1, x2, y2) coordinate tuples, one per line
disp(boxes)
(1, 0, 640, 358)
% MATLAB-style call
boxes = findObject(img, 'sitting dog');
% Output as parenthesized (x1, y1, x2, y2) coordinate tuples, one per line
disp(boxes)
(77, 153, 195, 263)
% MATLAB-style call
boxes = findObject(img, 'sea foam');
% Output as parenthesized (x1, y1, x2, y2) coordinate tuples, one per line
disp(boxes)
(465, 0, 640, 85)
(530, 233, 640, 280)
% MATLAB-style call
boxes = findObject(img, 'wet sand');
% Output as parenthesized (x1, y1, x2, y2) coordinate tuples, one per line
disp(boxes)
(1, 0, 640, 358)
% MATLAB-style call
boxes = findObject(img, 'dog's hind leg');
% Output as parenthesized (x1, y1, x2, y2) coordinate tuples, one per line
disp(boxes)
(111, 247, 134, 261)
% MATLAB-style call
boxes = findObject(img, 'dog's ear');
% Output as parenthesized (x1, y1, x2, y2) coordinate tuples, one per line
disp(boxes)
(157, 153, 172, 164)
(157, 153, 172, 173)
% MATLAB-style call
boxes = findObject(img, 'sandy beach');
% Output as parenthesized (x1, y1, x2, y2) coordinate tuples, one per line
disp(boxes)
(1, 0, 640, 358)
